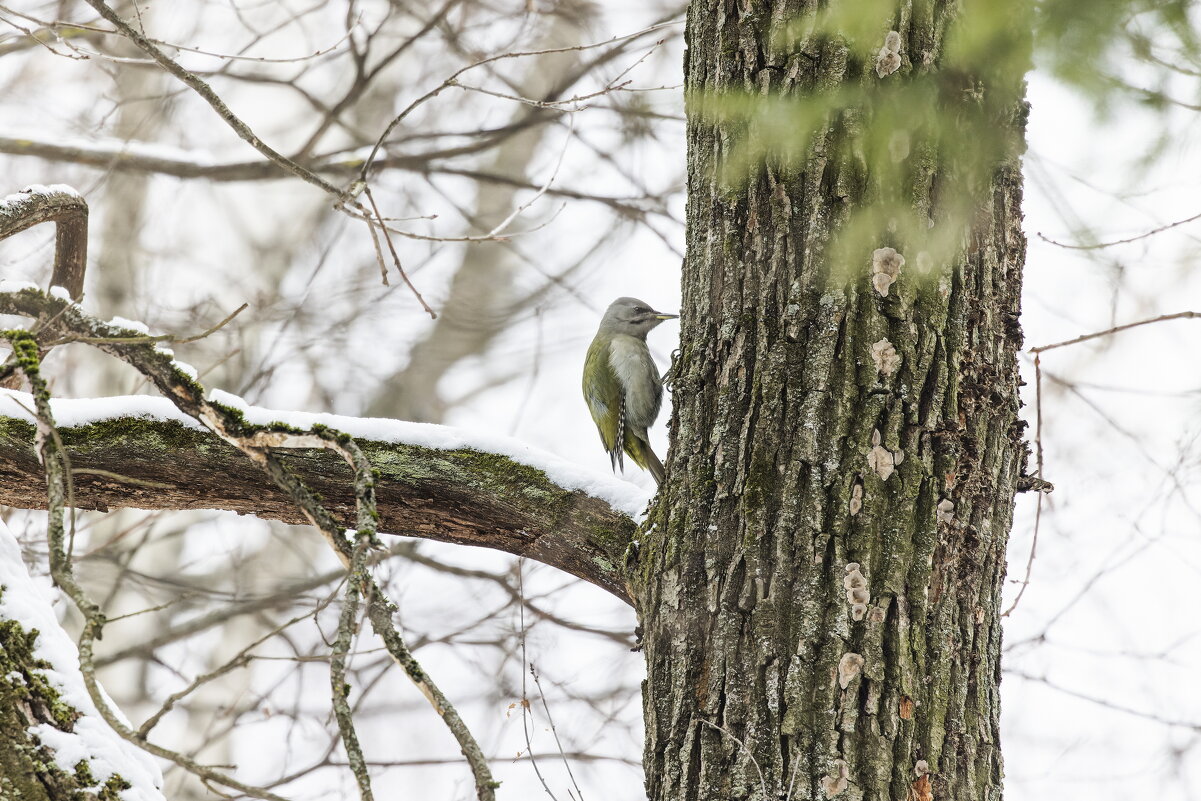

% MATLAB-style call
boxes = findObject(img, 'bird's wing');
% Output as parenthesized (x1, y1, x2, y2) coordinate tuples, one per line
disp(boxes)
(582, 337, 624, 470)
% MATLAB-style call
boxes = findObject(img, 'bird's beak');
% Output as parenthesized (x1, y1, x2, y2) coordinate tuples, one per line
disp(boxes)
(654, 312, 679, 320)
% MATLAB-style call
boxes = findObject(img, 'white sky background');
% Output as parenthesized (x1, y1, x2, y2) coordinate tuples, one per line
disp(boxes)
(1005, 66, 1201, 798)
(1, 1, 1200, 799)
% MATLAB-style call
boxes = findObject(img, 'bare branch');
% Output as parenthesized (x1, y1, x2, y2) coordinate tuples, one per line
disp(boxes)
(0, 133, 673, 218)
(1036, 208, 1201, 250)
(1007, 669, 1201, 732)
(0, 185, 88, 299)
(358, 17, 684, 183)
(81, 0, 346, 200)
(1029, 311, 1201, 355)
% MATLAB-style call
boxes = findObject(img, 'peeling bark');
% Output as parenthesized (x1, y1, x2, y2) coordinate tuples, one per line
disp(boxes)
(635, 2, 1029, 799)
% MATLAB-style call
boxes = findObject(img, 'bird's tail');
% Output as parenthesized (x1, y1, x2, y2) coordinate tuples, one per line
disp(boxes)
(645, 447, 665, 486)
(627, 435, 666, 486)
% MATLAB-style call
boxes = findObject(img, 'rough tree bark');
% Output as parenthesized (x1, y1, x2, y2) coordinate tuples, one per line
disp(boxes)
(1, 1, 1034, 797)
(633, 2, 1029, 800)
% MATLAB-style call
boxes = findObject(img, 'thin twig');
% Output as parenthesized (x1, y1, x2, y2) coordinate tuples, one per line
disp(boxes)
(530, 665, 586, 801)
(1003, 353, 1043, 618)
(784, 748, 803, 800)
(1008, 309, 1201, 615)
(363, 213, 391, 286)
(479, 108, 576, 240)
(363, 185, 435, 318)
(175, 302, 250, 343)
(138, 603, 327, 738)
(330, 538, 376, 801)
(1036, 207, 1201, 250)
(1029, 311, 1200, 355)
(53, 301, 249, 346)
(1007, 669, 1201, 732)
(81, 0, 343, 199)
(364, 595, 498, 800)
(453, 79, 632, 110)
(357, 18, 684, 183)
(517, 563, 561, 801)
(696, 719, 770, 800)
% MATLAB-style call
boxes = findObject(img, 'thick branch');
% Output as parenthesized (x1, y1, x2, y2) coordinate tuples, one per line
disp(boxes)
(0, 407, 638, 603)
(0, 186, 87, 299)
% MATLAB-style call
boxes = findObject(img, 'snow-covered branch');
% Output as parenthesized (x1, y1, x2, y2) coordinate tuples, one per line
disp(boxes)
(0, 517, 165, 801)
(0, 386, 643, 602)
(0, 185, 87, 299)
(0, 282, 639, 799)
(0, 229, 643, 598)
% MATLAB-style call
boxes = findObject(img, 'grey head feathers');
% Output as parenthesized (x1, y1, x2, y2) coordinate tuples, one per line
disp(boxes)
(599, 297, 678, 339)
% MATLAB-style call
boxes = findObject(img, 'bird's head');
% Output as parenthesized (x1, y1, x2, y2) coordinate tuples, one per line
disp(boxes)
(600, 297, 678, 338)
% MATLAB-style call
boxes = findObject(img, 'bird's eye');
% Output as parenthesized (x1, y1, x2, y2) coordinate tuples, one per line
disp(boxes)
(636, 307, 650, 314)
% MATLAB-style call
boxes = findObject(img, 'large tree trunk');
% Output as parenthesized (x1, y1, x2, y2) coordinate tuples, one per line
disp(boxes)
(634, 3, 1029, 799)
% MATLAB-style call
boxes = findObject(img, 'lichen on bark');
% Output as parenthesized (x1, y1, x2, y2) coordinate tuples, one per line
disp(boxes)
(0, 589, 132, 801)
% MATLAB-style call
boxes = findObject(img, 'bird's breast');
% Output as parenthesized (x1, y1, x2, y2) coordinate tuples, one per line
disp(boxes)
(608, 335, 662, 429)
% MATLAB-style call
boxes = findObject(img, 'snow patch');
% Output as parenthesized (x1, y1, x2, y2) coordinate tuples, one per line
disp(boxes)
(0, 520, 165, 800)
(107, 317, 151, 335)
(0, 390, 206, 432)
(1, 184, 82, 207)
(172, 361, 198, 380)
(0, 278, 39, 293)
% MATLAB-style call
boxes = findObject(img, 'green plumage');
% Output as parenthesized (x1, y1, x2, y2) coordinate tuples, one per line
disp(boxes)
(582, 297, 674, 484)
(583, 336, 624, 458)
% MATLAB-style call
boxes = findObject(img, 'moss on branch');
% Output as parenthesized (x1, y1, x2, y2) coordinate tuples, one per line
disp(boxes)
(0, 412, 638, 603)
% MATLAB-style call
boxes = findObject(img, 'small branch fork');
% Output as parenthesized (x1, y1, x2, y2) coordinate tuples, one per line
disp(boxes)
(1005, 310, 1201, 617)
(0, 195, 497, 800)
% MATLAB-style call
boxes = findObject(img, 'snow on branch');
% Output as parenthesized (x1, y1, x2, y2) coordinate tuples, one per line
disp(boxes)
(0, 518, 166, 800)
(0, 384, 644, 599)
(0, 292, 638, 800)
(0, 184, 88, 299)
(0, 184, 640, 798)
(0, 287, 644, 601)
